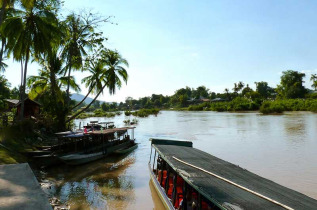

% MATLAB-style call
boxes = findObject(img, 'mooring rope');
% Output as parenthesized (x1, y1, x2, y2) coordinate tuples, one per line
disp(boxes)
(172, 156, 294, 210)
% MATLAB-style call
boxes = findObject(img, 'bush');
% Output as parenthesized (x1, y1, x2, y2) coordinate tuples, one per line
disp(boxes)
(131, 108, 160, 117)
(260, 101, 284, 114)
(259, 99, 317, 114)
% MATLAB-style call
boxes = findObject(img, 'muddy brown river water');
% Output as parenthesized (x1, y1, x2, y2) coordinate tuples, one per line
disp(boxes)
(41, 111, 317, 209)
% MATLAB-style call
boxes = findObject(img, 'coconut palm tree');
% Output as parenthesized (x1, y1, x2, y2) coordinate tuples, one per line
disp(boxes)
(27, 52, 80, 101)
(1, 2, 59, 119)
(66, 49, 128, 123)
(61, 12, 106, 110)
(311, 74, 317, 90)
(71, 58, 104, 110)
(0, 0, 35, 68)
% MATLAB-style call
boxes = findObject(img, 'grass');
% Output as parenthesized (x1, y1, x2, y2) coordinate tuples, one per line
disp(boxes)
(0, 120, 44, 165)
(0, 147, 26, 165)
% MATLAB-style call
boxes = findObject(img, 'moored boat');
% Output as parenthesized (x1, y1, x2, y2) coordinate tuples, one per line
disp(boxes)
(59, 127, 136, 165)
(149, 138, 317, 210)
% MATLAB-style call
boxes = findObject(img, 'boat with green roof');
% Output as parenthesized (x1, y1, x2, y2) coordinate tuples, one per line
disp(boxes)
(149, 138, 317, 210)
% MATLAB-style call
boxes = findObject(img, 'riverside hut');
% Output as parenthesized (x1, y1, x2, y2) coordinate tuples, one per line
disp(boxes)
(4, 98, 41, 118)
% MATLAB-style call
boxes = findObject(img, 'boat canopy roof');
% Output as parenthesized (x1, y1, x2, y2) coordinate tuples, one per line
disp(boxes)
(151, 138, 317, 210)
(98, 121, 114, 125)
(88, 127, 135, 135)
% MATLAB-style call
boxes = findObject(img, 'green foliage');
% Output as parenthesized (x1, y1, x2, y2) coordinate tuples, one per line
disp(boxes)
(255, 81, 275, 98)
(0, 75, 11, 111)
(188, 97, 260, 112)
(259, 99, 317, 114)
(76, 109, 116, 119)
(125, 111, 131, 116)
(131, 108, 160, 117)
(259, 101, 284, 114)
(276, 70, 307, 99)
(310, 74, 317, 90)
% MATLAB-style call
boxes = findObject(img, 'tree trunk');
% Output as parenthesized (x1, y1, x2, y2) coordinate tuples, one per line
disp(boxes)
(0, 0, 7, 66)
(20, 49, 30, 120)
(0, 38, 5, 67)
(0, 0, 7, 26)
(66, 57, 72, 110)
(66, 84, 106, 123)
(71, 87, 93, 110)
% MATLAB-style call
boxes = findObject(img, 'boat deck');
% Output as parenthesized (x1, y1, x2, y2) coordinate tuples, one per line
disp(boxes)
(153, 144, 317, 210)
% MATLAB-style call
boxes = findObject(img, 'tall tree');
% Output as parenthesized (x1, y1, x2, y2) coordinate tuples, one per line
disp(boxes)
(27, 50, 80, 130)
(0, 0, 35, 69)
(61, 12, 108, 111)
(1, 1, 59, 119)
(276, 70, 306, 99)
(66, 49, 128, 123)
(255, 81, 274, 99)
(72, 49, 106, 110)
(310, 74, 317, 90)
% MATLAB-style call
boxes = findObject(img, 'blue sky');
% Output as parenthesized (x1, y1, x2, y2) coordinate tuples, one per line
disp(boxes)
(4, 0, 317, 102)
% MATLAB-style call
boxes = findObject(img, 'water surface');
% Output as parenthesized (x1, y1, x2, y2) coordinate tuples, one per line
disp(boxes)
(43, 111, 317, 209)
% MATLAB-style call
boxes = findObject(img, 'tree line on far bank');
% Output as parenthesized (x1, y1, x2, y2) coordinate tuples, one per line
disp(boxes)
(96, 70, 317, 114)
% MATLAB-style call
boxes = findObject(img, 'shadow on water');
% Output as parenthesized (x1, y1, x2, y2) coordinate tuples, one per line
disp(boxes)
(43, 153, 136, 209)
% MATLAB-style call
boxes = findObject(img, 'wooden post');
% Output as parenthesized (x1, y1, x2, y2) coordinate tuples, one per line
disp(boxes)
(152, 151, 156, 172)
(149, 147, 153, 164)
(198, 193, 202, 210)
(183, 182, 187, 210)
(172, 175, 177, 206)
(165, 168, 170, 193)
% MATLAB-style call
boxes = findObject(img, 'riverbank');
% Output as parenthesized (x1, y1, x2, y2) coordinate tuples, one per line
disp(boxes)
(182, 98, 317, 114)
(0, 121, 53, 165)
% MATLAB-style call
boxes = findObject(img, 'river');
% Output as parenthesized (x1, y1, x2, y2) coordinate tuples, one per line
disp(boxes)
(41, 111, 317, 209)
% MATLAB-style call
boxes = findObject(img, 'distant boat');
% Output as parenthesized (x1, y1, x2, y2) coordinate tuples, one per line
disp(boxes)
(149, 138, 317, 210)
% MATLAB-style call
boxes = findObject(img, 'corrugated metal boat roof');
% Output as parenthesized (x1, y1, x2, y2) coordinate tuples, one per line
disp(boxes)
(151, 139, 317, 210)
(88, 127, 135, 135)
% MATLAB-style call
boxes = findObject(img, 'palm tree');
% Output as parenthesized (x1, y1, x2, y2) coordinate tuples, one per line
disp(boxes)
(224, 88, 230, 99)
(311, 74, 317, 90)
(72, 58, 104, 110)
(61, 12, 106, 110)
(0, 0, 34, 68)
(27, 51, 80, 130)
(1, 2, 59, 119)
(66, 49, 128, 123)
(27, 52, 80, 101)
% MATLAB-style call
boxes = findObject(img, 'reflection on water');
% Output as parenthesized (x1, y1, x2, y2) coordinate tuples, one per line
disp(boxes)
(42, 111, 317, 209)
(44, 154, 137, 209)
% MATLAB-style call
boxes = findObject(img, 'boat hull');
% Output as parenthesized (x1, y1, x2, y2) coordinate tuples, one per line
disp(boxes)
(59, 140, 132, 165)
(33, 154, 62, 167)
(148, 163, 174, 210)
(113, 143, 138, 154)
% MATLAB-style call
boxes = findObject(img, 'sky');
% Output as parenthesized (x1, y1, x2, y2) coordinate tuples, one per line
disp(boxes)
(4, 0, 317, 102)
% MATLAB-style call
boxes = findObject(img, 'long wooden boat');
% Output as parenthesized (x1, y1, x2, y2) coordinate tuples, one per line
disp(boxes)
(149, 138, 317, 210)
(59, 127, 136, 165)
(33, 154, 61, 167)
(113, 142, 138, 154)
(59, 140, 131, 165)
